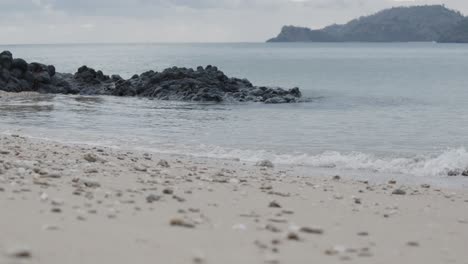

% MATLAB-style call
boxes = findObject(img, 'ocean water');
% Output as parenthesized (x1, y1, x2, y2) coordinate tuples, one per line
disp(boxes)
(1, 43, 468, 183)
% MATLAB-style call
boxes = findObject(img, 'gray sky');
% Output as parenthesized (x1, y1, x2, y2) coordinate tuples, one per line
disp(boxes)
(0, 0, 467, 44)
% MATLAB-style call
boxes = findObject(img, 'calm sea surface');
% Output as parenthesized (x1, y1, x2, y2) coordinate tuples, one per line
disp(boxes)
(1, 43, 468, 182)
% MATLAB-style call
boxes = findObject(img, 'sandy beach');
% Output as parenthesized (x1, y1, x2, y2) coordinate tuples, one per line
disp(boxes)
(0, 134, 467, 264)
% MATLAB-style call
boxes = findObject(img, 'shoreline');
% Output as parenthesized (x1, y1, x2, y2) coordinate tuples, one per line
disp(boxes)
(1, 134, 468, 263)
(1, 129, 467, 190)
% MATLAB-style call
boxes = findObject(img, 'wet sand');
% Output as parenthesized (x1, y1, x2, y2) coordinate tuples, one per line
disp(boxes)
(1, 134, 468, 264)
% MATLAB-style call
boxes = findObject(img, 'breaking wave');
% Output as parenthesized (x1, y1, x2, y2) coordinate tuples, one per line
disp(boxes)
(178, 146, 468, 177)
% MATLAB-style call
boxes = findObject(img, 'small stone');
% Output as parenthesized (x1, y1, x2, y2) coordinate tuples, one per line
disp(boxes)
(265, 224, 282, 233)
(332, 175, 341, 180)
(158, 160, 170, 168)
(420, 184, 431, 189)
(6, 246, 32, 259)
(357, 232, 369, 236)
(83, 153, 98, 162)
(462, 170, 468, 177)
(287, 232, 300, 241)
(163, 188, 174, 195)
(267, 191, 290, 197)
(407, 241, 420, 247)
(392, 189, 406, 195)
(83, 180, 101, 188)
(0, 150, 10, 155)
(269, 201, 281, 208)
(33, 168, 47, 175)
(354, 198, 362, 204)
(254, 240, 268, 249)
(170, 218, 195, 228)
(51, 208, 62, 213)
(192, 252, 205, 264)
(85, 168, 98, 174)
(300, 226, 324, 235)
(260, 185, 273, 190)
(46, 173, 61, 179)
(324, 248, 339, 256)
(134, 165, 147, 172)
(333, 194, 344, 200)
(51, 199, 64, 206)
(388, 180, 397, 184)
(146, 194, 161, 203)
(107, 214, 117, 219)
(173, 195, 186, 202)
(256, 160, 274, 168)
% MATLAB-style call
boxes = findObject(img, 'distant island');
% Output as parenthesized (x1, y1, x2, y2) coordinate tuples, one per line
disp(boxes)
(267, 5, 468, 43)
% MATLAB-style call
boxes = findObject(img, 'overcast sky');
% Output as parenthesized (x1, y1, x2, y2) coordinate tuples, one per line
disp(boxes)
(0, 0, 467, 44)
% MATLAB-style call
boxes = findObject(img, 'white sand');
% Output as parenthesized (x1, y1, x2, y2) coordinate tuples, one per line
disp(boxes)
(1, 134, 468, 264)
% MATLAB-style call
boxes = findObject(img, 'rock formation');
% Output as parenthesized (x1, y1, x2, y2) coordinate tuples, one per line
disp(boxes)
(0, 51, 302, 104)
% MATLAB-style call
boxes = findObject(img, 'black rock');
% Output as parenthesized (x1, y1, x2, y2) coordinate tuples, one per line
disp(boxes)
(0, 51, 13, 69)
(12, 58, 28, 73)
(0, 51, 305, 104)
(47, 65, 56, 77)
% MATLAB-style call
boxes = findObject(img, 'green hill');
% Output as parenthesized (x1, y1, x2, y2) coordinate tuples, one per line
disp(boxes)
(268, 5, 468, 43)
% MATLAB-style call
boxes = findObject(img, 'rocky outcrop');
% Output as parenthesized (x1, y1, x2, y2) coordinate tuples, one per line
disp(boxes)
(0, 51, 303, 104)
(0, 51, 74, 94)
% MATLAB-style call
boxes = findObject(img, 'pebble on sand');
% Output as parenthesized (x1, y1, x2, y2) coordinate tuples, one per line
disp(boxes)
(51, 208, 62, 213)
(158, 160, 170, 168)
(255, 160, 274, 168)
(170, 218, 195, 228)
(287, 232, 300, 241)
(269, 201, 282, 208)
(163, 188, 174, 195)
(6, 247, 32, 259)
(83, 153, 99, 163)
(134, 164, 148, 172)
(407, 241, 420, 247)
(392, 189, 406, 195)
(146, 194, 161, 203)
(265, 224, 282, 233)
(43, 172, 62, 179)
(300, 226, 324, 235)
(83, 180, 101, 188)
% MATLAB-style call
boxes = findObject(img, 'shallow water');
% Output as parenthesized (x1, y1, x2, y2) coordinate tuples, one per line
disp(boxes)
(1, 43, 468, 182)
